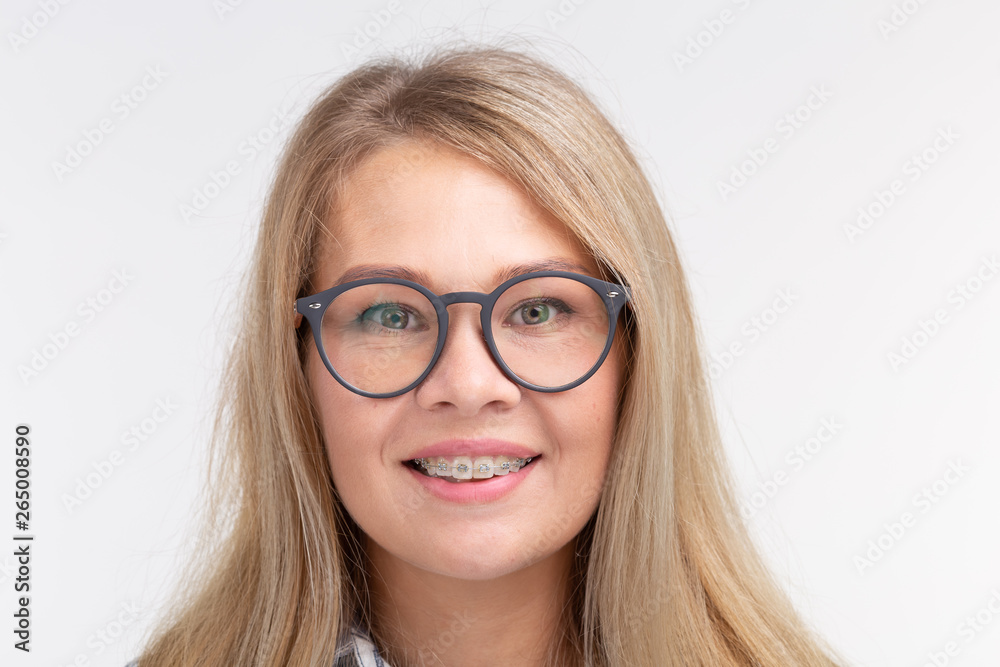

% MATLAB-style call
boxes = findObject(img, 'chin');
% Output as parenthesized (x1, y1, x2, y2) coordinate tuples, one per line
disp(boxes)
(410, 531, 572, 582)
(418, 550, 531, 582)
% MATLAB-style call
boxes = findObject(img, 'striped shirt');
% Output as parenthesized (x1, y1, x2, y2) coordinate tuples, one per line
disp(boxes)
(125, 627, 391, 667)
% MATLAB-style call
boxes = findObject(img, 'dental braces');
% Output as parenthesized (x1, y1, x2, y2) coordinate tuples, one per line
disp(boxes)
(414, 457, 534, 475)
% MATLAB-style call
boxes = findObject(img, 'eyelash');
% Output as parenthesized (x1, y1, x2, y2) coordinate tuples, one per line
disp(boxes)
(504, 297, 574, 324)
(354, 295, 576, 336)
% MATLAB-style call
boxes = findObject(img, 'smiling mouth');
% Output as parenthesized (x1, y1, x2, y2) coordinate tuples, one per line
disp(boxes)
(406, 455, 538, 483)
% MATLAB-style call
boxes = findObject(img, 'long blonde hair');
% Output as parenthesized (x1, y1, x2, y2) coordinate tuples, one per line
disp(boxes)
(138, 43, 842, 666)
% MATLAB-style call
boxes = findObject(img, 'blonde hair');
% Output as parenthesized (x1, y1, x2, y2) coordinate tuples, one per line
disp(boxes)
(138, 43, 842, 666)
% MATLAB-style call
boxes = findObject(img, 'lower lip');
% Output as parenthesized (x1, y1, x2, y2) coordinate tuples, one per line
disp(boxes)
(405, 460, 537, 504)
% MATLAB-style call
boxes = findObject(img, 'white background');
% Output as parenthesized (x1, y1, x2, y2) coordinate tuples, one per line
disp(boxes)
(2, 1, 999, 665)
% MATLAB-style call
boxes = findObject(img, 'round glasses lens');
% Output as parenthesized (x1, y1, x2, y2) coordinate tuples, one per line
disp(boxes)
(321, 283, 439, 395)
(492, 276, 611, 388)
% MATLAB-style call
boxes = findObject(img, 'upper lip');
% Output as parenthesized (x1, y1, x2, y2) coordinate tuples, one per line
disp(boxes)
(406, 438, 540, 461)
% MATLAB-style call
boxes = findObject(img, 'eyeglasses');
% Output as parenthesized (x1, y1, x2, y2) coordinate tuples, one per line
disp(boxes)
(296, 270, 631, 398)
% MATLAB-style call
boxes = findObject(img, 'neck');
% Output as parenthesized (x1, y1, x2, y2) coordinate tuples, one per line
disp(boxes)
(365, 538, 578, 667)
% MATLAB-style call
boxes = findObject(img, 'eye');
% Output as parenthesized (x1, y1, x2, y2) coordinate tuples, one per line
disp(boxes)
(519, 302, 550, 325)
(507, 298, 571, 327)
(361, 303, 415, 331)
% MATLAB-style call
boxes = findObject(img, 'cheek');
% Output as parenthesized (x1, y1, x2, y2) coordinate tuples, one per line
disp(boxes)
(550, 348, 622, 474)
(588, 336, 625, 442)
(306, 350, 368, 481)
(306, 348, 413, 520)
(562, 363, 622, 535)
(579, 340, 625, 483)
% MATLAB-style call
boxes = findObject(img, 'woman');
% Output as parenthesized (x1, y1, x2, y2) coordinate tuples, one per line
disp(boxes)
(135, 44, 842, 666)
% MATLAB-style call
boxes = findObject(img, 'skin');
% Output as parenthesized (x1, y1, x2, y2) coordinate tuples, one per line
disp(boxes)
(305, 140, 625, 666)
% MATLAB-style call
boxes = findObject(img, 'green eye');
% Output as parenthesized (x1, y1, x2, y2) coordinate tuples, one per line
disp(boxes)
(520, 303, 550, 325)
(363, 305, 409, 330)
(381, 308, 408, 329)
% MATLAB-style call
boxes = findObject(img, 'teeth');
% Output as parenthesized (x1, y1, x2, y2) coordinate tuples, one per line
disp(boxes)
(473, 456, 494, 479)
(414, 455, 533, 482)
(493, 455, 510, 475)
(452, 456, 473, 480)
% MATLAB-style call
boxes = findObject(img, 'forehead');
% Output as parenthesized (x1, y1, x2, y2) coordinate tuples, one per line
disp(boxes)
(316, 141, 597, 292)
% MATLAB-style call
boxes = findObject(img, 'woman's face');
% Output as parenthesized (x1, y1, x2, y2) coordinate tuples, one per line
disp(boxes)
(306, 141, 625, 581)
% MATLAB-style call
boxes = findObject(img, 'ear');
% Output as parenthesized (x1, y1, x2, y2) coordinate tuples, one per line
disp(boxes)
(294, 311, 303, 328)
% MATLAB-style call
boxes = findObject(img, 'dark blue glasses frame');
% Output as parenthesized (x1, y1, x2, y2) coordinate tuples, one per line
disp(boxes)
(296, 270, 631, 398)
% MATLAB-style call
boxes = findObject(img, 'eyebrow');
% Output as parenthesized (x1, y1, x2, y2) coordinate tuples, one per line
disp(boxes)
(331, 258, 592, 291)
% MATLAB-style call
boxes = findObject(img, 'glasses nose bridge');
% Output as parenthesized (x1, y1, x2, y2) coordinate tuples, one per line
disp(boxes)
(437, 290, 492, 333)
(438, 290, 491, 308)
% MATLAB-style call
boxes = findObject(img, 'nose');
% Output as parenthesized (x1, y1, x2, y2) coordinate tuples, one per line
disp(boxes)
(413, 303, 521, 416)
